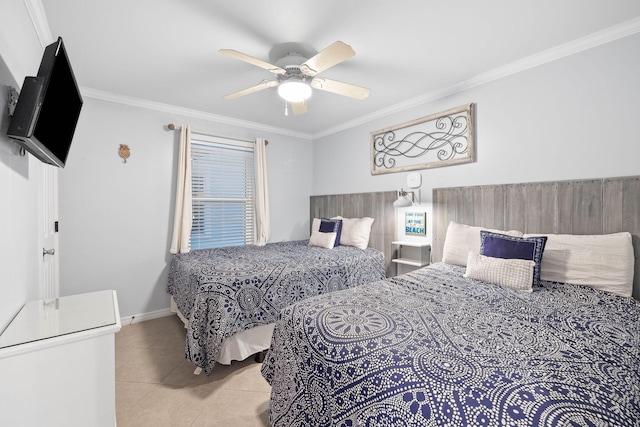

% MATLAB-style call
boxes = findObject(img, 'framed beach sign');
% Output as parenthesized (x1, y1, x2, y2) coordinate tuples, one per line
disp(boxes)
(405, 211, 426, 236)
(371, 103, 475, 175)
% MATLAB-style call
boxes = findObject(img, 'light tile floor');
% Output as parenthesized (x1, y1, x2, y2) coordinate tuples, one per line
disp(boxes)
(115, 315, 271, 427)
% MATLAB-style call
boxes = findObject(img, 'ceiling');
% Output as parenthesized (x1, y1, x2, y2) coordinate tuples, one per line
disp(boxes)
(41, 0, 640, 138)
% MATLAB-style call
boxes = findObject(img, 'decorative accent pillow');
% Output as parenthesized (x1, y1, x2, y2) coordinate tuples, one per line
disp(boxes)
(308, 230, 337, 249)
(464, 252, 535, 293)
(523, 232, 634, 297)
(319, 219, 342, 247)
(480, 231, 547, 286)
(442, 222, 523, 267)
(334, 216, 375, 250)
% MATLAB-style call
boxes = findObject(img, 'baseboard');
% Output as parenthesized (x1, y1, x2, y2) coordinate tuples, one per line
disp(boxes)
(120, 307, 173, 326)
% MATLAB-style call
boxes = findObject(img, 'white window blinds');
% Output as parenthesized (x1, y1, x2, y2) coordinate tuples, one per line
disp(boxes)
(190, 134, 254, 249)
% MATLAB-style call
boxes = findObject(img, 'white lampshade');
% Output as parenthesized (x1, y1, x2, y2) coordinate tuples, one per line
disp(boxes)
(278, 80, 312, 103)
(393, 195, 413, 207)
(393, 189, 414, 207)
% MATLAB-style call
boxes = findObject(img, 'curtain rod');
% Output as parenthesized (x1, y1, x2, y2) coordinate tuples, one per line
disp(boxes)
(166, 123, 267, 145)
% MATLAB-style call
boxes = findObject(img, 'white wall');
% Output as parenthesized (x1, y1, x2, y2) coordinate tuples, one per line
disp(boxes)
(313, 33, 640, 242)
(0, 1, 45, 331)
(58, 98, 313, 318)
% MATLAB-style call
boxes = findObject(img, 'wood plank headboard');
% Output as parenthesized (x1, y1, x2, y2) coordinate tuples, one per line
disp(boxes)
(432, 175, 640, 300)
(310, 191, 397, 277)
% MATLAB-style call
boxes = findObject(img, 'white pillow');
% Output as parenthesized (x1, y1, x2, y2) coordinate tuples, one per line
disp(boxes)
(442, 222, 523, 266)
(308, 230, 336, 249)
(464, 252, 535, 293)
(523, 232, 634, 297)
(336, 217, 374, 250)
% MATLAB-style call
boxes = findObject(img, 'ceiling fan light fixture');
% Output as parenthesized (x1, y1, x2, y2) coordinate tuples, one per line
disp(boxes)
(220, 41, 367, 114)
(278, 80, 312, 103)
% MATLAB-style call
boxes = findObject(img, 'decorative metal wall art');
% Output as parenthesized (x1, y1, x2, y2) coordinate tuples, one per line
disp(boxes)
(370, 103, 475, 175)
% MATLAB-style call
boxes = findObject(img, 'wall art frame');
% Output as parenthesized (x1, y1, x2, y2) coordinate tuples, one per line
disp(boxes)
(405, 211, 426, 236)
(370, 103, 475, 175)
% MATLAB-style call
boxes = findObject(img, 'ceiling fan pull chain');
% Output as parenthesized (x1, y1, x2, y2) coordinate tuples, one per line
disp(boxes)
(284, 100, 289, 116)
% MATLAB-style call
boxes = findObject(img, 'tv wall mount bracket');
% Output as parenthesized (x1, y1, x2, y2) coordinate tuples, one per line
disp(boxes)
(7, 86, 19, 117)
(7, 86, 26, 156)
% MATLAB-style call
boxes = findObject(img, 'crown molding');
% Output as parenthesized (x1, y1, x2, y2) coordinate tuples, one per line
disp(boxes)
(313, 16, 640, 139)
(23, 0, 53, 48)
(80, 87, 314, 140)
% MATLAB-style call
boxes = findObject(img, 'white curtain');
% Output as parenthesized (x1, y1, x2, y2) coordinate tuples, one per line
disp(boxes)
(170, 125, 192, 254)
(254, 137, 270, 246)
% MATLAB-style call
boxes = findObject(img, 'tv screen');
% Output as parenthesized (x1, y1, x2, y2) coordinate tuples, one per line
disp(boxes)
(7, 37, 83, 168)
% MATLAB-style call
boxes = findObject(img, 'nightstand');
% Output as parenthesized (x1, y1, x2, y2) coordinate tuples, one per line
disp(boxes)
(392, 241, 431, 275)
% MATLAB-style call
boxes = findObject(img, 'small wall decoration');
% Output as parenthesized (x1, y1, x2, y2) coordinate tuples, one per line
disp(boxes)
(118, 144, 130, 163)
(371, 103, 475, 175)
(405, 211, 426, 235)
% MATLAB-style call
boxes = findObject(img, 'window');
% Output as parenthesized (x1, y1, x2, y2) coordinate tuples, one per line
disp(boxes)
(190, 134, 254, 249)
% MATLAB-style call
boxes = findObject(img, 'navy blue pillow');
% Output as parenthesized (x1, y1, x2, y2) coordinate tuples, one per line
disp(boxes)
(479, 230, 547, 286)
(319, 219, 342, 247)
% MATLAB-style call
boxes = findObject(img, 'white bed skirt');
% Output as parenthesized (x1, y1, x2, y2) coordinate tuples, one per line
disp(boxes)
(170, 297, 275, 365)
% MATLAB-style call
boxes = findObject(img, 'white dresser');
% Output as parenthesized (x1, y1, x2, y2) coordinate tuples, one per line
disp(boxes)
(0, 290, 121, 426)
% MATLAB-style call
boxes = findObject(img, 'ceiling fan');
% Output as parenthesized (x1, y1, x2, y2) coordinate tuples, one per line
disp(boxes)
(219, 41, 370, 115)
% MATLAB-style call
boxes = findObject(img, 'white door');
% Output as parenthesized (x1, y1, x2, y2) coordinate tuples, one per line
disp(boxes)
(40, 163, 59, 301)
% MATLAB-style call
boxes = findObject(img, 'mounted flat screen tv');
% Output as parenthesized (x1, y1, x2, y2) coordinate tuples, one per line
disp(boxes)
(7, 36, 83, 168)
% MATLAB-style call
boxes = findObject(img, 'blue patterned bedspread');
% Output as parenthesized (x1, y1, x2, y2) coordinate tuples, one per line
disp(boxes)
(261, 262, 640, 427)
(167, 240, 385, 373)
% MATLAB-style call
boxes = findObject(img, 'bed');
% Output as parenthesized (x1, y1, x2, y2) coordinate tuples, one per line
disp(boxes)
(168, 240, 385, 373)
(260, 176, 640, 426)
(167, 191, 396, 374)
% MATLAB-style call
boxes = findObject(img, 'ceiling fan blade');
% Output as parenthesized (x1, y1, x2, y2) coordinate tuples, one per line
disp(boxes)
(224, 80, 279, 99)
(311, 77, 370, 100)
(299, 41, 355, 76)
(291, 101, 307, 115)
(219, 49, 286, 75)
